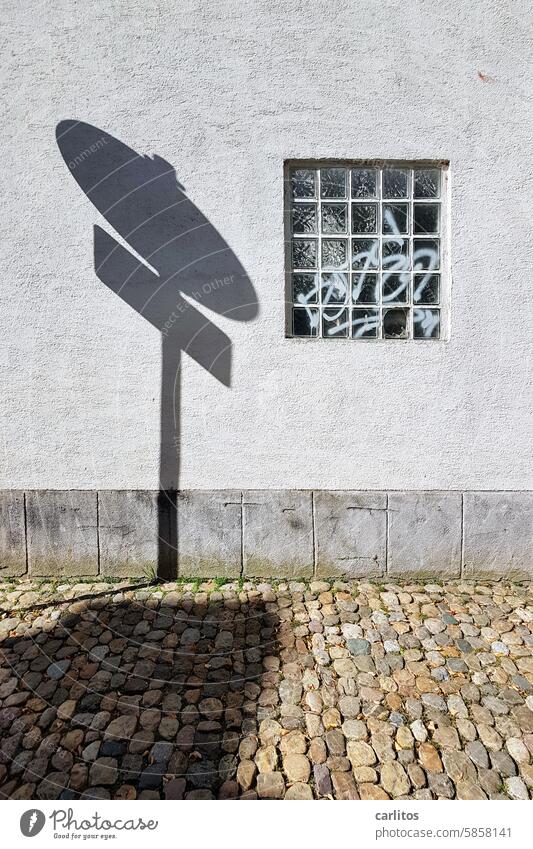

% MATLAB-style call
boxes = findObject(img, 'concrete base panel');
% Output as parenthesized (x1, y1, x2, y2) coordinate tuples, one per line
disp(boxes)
(387, 492, 462, 578)
(0, 491, 27, 577)
(463, 492, 533, 580)
(177, 490, 241, 577)
(243, 491, 313, 578)
(26, 490, 98, 577)
(314, 491, 386, 578)
(98, 490, 162, 578)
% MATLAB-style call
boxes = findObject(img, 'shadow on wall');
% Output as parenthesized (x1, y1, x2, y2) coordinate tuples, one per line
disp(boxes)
(55, 121, 258, 578)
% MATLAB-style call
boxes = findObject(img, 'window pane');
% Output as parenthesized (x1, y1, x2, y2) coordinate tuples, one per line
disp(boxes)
(413, 203, 439, 235)
(351, 168, 377, 198)
(293, 273, 318, 304)
(322, 239, 348, 269)
(414, 169, 440, 198)
(323, 307, 349, 337)
(413, 273, 439, 304)
(352, 273, 379, 304)
(320, 168, 347, 198)
(352, 308, 379, 338)
(291, 169, 315, 198)
(321, 272, 348, 304)
(292, 203, 317, 234)
(382, 238, 410, 269)
(414, 308, 440, 338)
(382, 168, 409, 198)
(293, 306, 319, 336)
(352, 238, 379, 270)
(292, 238, 317, 269)
(382, 203, 409, 235)
(352, 203, 378, 234)
(322, 203, 347, 234)
(413, 239, 439, 270)
(383, 307, 409, 339)
(382, 272, 410, 303)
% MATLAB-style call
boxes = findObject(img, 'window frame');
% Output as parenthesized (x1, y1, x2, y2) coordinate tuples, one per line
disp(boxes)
(284, 159, 451, 342)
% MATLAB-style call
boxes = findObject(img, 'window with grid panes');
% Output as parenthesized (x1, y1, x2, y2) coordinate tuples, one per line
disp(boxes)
(286, 163, 446, 339)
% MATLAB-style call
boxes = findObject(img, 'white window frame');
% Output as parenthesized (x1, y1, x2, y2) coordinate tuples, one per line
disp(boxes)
(284, 159, 450, 341)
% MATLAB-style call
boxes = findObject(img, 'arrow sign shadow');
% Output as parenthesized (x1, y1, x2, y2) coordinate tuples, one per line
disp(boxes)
(56, 120, 258, 578)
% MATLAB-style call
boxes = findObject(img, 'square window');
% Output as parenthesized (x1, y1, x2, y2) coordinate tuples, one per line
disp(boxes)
(286, 162, 447, 339)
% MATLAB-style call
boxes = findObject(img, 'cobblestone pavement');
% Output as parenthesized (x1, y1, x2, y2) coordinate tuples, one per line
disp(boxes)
(0, 578, 532, 800)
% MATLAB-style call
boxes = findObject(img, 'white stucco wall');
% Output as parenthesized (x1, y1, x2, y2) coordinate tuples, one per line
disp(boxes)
(1, 0, 532, 491)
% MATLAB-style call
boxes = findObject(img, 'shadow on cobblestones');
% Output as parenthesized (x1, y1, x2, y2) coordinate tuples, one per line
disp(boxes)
(0, 591, 281, 800)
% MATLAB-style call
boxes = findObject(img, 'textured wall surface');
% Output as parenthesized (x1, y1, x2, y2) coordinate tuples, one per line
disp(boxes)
(1, 1, 532, 492)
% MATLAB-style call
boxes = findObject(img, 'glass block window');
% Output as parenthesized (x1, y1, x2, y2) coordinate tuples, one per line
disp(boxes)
(286, 163, 446, 340)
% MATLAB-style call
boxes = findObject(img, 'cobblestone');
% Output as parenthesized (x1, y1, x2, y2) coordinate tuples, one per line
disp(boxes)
(0, 577, 531, 799)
